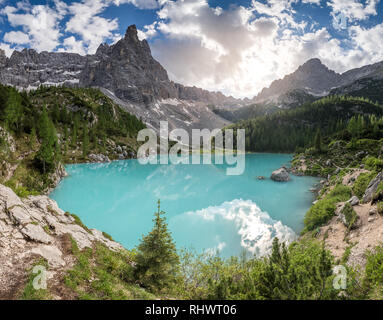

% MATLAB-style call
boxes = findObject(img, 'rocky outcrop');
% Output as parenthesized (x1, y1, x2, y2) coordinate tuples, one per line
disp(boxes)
(88, 154, 111, 163)
(348, 196, 360, 206)
(0, 49, 6, 69)
(0, 184, 123, 298)
(363, 172, 383, 203)
(0, 48, 85, 89)
(271, 167, 290, 182)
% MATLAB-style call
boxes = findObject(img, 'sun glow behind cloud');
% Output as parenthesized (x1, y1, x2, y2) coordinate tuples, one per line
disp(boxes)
(0, 0, 383, 98)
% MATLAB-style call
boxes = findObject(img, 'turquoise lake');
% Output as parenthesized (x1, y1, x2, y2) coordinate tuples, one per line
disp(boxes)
(50, 154, 319, 258)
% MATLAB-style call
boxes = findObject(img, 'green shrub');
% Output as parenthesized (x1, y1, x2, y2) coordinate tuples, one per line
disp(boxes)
(327, 184, 352, 202)
(304, 199, 337, 233)
(378, 202, 383, 215)
(303, 185, 352, 232)
(372, 181, 383, 203)
(340, 203, 358, 229)
(364, 245, 383, 289)
(353, 172, 376, 199)
(364, 157, 383, 171)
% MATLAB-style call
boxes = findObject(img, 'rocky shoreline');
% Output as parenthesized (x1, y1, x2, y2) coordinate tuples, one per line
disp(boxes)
(0, 183, 124, 299)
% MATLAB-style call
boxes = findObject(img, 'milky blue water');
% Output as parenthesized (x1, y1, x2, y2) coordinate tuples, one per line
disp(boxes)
(50, 154, 319, 258)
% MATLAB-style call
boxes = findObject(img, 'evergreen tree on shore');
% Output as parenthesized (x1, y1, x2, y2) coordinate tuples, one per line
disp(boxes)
(134, 200, 180, 292)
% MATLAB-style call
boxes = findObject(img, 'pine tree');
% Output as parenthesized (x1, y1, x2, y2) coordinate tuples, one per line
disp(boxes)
(4, 90, 23, 132)
(134, 200, 180, 291)
(35, 106, 57, 174)
(314, 129, 322, 153)
(82, 124, 89, 157)
(72, 115, 78, 148)
(29, 126, 37, 149)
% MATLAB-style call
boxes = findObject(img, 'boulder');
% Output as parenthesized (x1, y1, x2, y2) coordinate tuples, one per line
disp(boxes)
(347, 196, 360, 206)
(88, 154, 111, 163)
(369, 208, 378, 216)
(337, 203, 361, 230)
(363, 172, 383, 203)
(271, 167, 290, 182)
(30, 245, 65, 268)
(20, 224, 53, 244)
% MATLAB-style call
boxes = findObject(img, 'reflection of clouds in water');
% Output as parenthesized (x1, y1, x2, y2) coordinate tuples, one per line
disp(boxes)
(205, 241, 227, 256)
(185, 199, 297, 257)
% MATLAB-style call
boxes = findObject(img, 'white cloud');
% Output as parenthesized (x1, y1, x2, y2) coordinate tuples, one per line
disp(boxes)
(137, 21, 158, 40)
(0, 42, 14, 57)
(64, 0, 120, 54)
(113, 0, 166, 9)
(1, 3, 63, 52)
(0, 0, 383, 98)
(328, 0, 380, 22)
(3, 30, 29, 45)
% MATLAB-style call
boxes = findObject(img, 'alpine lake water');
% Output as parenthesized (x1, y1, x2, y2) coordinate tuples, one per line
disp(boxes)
(50, 154, 320, 258)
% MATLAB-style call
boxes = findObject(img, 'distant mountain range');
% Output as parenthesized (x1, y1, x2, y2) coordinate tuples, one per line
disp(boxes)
(0, 25, 242, 133)
(1, 24, 383, 130)
(254, 58, 383, 108)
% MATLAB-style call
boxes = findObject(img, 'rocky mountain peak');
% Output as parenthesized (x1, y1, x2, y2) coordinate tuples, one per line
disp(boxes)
(0, 49, 7, 68)
(125, 24, 138, 39)
(256, 57, 342, 102)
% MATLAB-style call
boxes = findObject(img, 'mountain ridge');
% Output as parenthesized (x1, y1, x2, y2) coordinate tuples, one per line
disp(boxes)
(254, 57, 383, 106)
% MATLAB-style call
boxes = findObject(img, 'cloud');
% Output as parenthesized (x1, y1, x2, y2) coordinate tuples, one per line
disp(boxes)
(137, 21, 158, 40)
(1, 3, 63, 52)
(328, 0, 380, 22)
(3, 30, 29, 45)
(0, 42, 14, 57)
(64, 0, 120, 54)
(0, 0, 383, 98)
(113, 0, 166, 9)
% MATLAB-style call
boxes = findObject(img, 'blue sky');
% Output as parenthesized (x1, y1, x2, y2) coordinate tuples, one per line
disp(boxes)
(0, 0, 383, 98)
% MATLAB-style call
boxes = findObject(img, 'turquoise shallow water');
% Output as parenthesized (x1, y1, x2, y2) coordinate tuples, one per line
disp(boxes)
(50, 154, 319, 258)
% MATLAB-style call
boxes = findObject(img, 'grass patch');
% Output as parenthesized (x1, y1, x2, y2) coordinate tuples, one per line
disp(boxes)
(64, 237, 156, 300)
(21, 258, 50, 300)
(66, 213, 92, 234)
(353, 172, 376, 200)
(102, 232, 114, 241)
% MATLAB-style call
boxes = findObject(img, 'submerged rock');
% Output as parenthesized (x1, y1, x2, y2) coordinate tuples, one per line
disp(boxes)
(271, 167, 290, 182)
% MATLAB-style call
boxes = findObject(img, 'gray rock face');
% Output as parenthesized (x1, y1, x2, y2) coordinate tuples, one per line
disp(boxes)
(256, 59, 341, 103)
(20, 224, 53, 244)
(0, 183, 125, 298)
(271, 167, 290, 182)
(363, 172, 383, 203)
(88, 153, 111, 163)
(0, 25, 239, 133)
(254, 58, 383, 108)
(348, 196, 360, 206)
(0, 49, 6, 69)
(0, 48, 85, 89)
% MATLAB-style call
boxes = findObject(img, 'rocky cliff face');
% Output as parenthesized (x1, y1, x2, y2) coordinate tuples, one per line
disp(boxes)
(0, 25, 239, 133)
(0, 49, 86, 89)
(0, 184, 123, 299)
